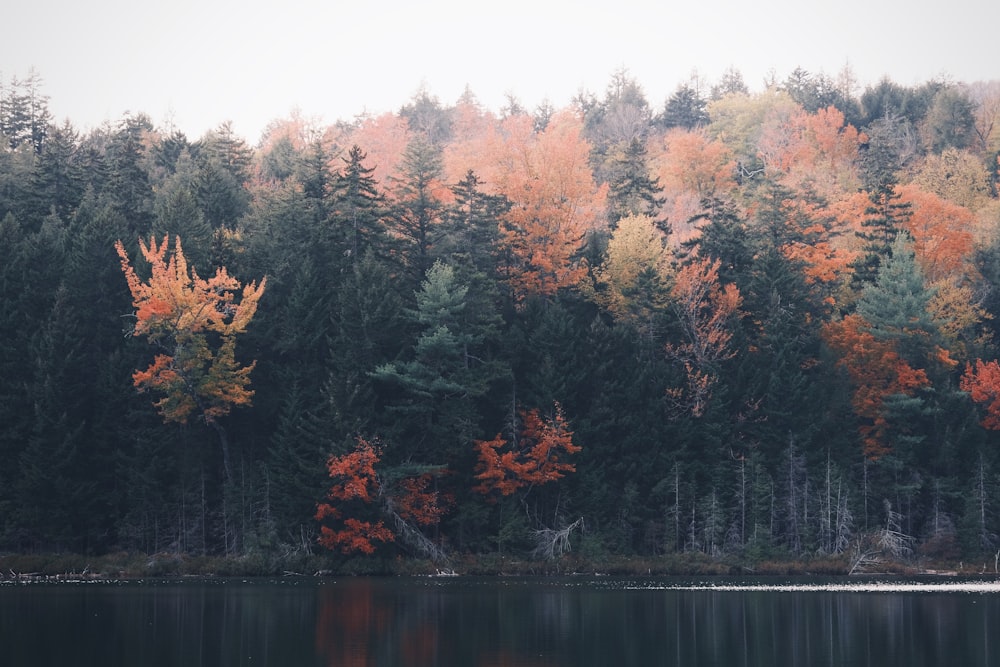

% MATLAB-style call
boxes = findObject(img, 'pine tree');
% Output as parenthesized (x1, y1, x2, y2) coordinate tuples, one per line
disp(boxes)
(372, 261, 499, 462)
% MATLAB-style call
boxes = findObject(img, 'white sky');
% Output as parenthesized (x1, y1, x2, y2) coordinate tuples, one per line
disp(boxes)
(4, 0, 998, 143)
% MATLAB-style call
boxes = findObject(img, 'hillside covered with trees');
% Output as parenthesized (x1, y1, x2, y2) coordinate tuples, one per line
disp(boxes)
(3, 66, 1000, 572)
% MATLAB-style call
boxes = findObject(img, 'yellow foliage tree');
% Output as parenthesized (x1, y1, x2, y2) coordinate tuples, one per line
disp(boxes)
(116, 234, 266, 479)
(590, 213, 672, 336)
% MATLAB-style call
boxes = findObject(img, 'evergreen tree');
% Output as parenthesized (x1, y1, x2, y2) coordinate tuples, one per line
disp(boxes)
(330, 145, 387, 261)
(152, 149, 213, 267)
(605, 137, 666, 226)
(388, 135, 445, 285)
(372, 261, 502, 463)
(439, 170, 509, 279)
(28, 121, 83, 224)
(262, 381, 332, 544)
(856, 234, 939, 367)
(105, 114, 155, 236)
(325, 251, 408, 439)
(657, 83, 709, 130)
(851, 185, 912, 287)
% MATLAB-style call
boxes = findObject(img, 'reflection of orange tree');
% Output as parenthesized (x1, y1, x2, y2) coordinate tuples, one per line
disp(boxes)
(314, 437, 450, 561)
(315, 581, 387, 667)
(476, 650, 559, 667)
(315, 582, 442, 667)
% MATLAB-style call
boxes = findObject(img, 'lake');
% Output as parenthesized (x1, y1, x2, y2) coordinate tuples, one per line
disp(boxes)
(1, 575, 997, 666)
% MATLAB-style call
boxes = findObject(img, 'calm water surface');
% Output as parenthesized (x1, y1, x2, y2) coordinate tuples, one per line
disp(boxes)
(1, 575, 997, 666)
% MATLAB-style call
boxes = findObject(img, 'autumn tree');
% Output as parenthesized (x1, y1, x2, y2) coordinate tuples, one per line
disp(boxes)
(898, 184, 977, 283)
(315, 437, 448, 560)
(589, 212, 672, 337)
(961, 359, 1000, 430)
(650, 128, 736, 245)
(912, 148, 992, 211)
(490, 111, 607, 301)
(116, 234, 266, 481)
(315, 438, 394, 555)
(473, 403, 580, 499)
(665, 257, 742, 416)
(824, 313, 931, 460)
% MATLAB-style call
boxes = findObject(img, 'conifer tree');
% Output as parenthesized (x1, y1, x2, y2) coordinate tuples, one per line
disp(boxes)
(330, 145, 386, 261)
(605, 137, 667, 227)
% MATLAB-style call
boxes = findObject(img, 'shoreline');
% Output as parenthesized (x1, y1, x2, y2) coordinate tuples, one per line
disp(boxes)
(2, 551, 995, 581)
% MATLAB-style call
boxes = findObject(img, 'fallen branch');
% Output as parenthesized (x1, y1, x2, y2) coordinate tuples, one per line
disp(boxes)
(532, 517, 583, 560)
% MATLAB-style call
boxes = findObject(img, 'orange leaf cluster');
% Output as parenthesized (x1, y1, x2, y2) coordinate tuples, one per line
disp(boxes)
(315, 438, 395, 555)
(318, 518, 394, 555)
(394, 474, 448, 527)
(961, 359, 1000, 431)
(443, 111, 606, 301)
(823, 314, 930, 459)
(758, 106, 861, 194)
(473, 403, 581, 499)
(665, 258, 742, 416)
(898, 184, 976, 282)
(116, 234, 265, 424)
(316, 438, 449, 555)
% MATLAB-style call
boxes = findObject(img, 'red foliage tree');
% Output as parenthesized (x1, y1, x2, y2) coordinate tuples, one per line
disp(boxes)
(473, 403, 581, 500)
(961, 359, 1000, 431)
(315, 437, 448, 555)
(315, 438, 394, 554)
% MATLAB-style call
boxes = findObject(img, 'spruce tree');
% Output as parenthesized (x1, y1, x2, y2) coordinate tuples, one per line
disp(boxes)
(330, 145, 386, 261)
(605, 137, 666, 227)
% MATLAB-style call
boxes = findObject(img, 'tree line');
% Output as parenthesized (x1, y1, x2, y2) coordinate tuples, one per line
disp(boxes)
(2, 66, 1000, 568)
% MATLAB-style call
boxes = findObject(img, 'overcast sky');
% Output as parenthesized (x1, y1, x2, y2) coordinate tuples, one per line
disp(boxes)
(4, 0, 997, 143)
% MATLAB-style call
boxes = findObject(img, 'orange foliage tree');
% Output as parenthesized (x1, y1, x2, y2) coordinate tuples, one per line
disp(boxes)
(823, 314, 931, 459)
(961, 359, 1000, 431)
(473, 403, 581, 500)
(756, 105, 862, 198)
(342, 112, 411, 185)
(315, 438, 395, 555)
(650, 128, 736, 246)
(665, 258, 742, 417)
(116, 234, 266, 479)
(489, 112, 607, 301)
(315, 437, 448, 557)
(898, 184, 977, 283)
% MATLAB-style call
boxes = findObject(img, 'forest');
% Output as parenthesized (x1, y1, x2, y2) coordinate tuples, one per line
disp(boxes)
(3, 66, 1000, 573)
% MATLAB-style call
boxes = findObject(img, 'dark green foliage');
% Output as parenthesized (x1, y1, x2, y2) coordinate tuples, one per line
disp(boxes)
(330, 145, 387, 261)
(605, 137, 667, 226)
(781, 67, 860, 123)
(388, 136, 445, 285)
(657, 83, 709, 130)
